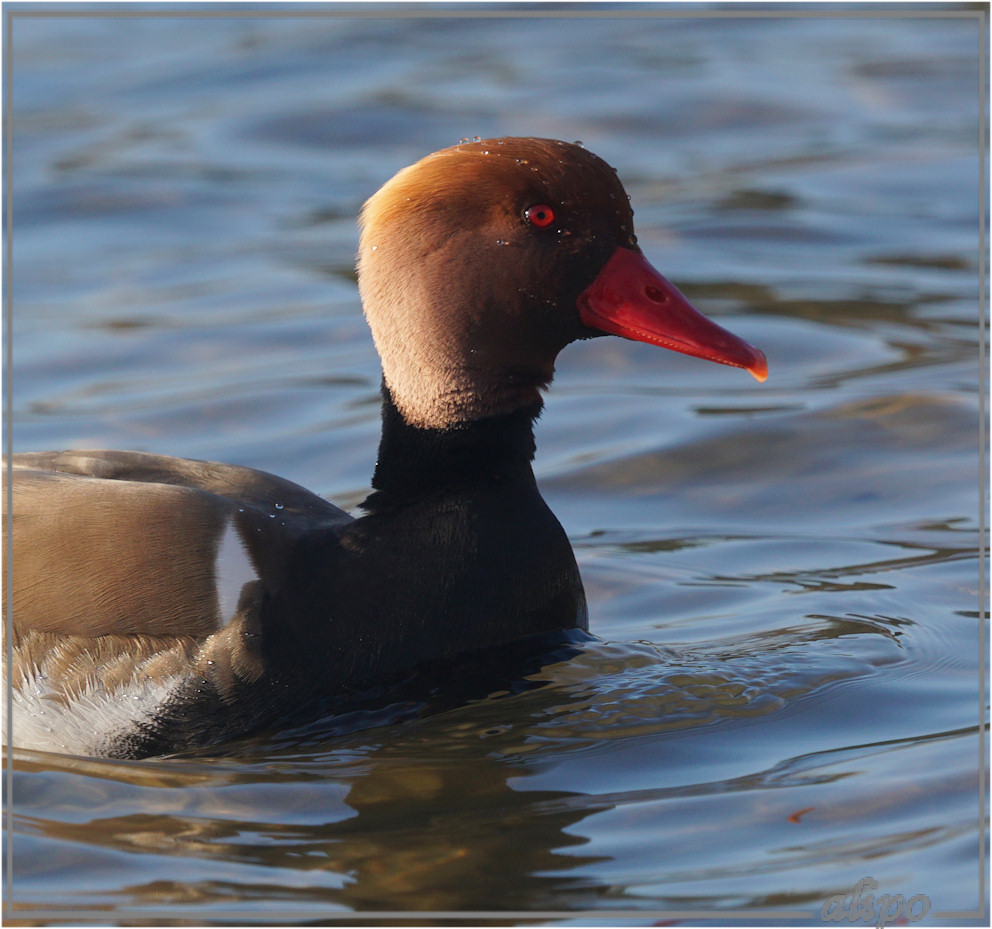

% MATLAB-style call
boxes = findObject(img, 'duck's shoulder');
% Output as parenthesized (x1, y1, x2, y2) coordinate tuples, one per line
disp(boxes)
(6, 449, 354, 641)
(9, 449, 351, 519)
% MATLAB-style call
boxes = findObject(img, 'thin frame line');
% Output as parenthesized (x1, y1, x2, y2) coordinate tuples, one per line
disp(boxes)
(977, 4, 989, 922)
(3, 3, 15, 914)
(2, 3, 988, 925)
(0, 4, 987, 19)
(0, 907, 816, 921)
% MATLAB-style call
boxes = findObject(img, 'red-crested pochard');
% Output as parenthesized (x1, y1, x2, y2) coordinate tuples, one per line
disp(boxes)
(4, 138, 766, 759)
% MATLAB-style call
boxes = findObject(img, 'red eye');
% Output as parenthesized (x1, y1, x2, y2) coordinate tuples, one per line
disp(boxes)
(524, 204, 556, 228)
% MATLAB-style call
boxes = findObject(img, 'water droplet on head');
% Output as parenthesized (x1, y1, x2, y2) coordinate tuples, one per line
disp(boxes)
(572, 140, 584, 147)
(496, 239, 508, 246)
(459, 137, 470, 143)
(472, 136, 482, 142)
(274, 503, 284, 510)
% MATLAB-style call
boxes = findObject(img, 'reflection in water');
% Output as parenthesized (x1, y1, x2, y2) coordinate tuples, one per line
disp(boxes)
(12, 753, 608, 913)
(11, 739, 609, 914)
(331, 762, 607, 912)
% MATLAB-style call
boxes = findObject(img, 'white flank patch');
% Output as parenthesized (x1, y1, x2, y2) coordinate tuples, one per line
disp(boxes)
(3, 667, 184, 758)
(214, 515, 258, 625)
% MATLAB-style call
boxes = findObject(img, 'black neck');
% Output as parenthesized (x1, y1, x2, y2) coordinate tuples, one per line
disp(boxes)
(363, 386, 542, 512)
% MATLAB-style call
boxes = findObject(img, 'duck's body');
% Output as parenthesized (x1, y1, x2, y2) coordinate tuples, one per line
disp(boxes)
(8, 398, 582, 758)
(4, 138, 765, 758)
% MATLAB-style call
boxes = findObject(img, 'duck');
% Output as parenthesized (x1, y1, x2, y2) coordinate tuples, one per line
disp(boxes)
(4, 137, 767, 759)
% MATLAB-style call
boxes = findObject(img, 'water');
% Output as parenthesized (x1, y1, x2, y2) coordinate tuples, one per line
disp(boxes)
(5, 8, 986, 925)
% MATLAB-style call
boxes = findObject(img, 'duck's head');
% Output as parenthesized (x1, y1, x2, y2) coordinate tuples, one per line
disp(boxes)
(358, 137, 767, 429)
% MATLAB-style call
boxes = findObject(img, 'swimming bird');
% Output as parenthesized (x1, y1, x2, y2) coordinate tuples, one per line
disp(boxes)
(4, 137, 766, 759)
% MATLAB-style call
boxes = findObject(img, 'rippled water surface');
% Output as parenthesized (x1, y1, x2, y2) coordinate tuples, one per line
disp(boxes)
(5, 8, 987, 925)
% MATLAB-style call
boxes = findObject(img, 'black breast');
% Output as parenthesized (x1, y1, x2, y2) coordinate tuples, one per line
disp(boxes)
(269, 393, 588, 694)
(127, 394, 587, 757)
